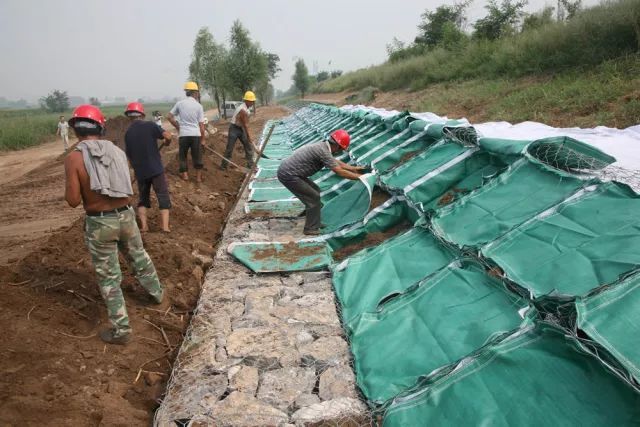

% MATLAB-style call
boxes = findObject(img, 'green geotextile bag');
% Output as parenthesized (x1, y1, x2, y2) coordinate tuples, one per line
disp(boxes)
(350, 260, 527, 404)
(331, 226, 459, 328)
(370, 129, 433, 174)
(576, 271, 640, 384)
(249, 179, 285, 189)
(256, 158, 281, 169)
(245, 199, 305, 217)
(382, 322, 640, 426)
(369, 121, 463, 174)
(255, 168, 279, 180)
(381, 141, 468, 191)
(432, 158, 594, 248)
(249, 187, 294, 202)
(354, 128, 414, 166)
(227, 240, 331, 273)
(482, 182, 640, 298)
(321, 174, 377, 233)
(327, 197, 416, 252)
(349, 128, 397, 157)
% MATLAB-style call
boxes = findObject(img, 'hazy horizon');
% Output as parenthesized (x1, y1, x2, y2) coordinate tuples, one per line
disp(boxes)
(0, 0, 601, 104)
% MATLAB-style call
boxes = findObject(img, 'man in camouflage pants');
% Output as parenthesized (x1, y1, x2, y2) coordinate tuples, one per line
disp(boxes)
(64, 104, 165, 345)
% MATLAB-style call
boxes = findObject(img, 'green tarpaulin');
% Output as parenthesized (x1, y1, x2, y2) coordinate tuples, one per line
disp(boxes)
(432, 158, 593, 248)
(228, 240, 331, 273)
(383, 323, 640, 426)
(350, 260, 527, 404)
(483, 182, 640, 298)
(576, 271, 640, 384)
(332, 227, 459, 328)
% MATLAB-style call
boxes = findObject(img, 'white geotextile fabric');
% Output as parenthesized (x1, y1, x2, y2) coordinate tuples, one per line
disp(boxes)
(340, 105, 640, 171)
(475, 121, 640, 171)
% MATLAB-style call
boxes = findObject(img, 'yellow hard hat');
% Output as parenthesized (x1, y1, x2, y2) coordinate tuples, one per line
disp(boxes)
(184, 81, 199, 91)
(243, 91, 257, 102)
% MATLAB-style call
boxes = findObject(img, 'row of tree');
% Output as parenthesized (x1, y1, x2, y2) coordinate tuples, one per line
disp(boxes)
(387, 0, 583, 61)
(189, 21, 280, 115)
(289, 60, 343, 99)
(39, 90, 103, 113)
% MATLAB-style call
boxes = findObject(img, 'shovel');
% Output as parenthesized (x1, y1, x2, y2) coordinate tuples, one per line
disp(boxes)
(202, 145, 250, 173)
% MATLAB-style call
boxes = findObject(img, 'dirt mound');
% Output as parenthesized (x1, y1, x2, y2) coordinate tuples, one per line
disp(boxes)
(0, 106, 288, 425)
(104, 115, 132, 150)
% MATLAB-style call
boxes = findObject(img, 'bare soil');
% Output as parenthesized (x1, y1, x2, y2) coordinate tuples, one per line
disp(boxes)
(250, 241, 326, 264)
(331, 221, 411, 262)
(0, 105, 287, 426)
(370, 188, 391, 211)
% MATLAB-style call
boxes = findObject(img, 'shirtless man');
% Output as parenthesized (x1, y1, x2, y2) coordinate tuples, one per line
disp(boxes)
(64, 104, 166, 345)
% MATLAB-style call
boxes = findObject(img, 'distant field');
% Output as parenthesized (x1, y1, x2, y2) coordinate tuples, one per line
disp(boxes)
(0, 103, 174, 151)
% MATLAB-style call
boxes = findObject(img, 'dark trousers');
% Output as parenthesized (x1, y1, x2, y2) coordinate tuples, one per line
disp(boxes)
(279, 175, 322, 231)
(223, 124, 254, 168)
(178, 136, 203, 172)
(137, 172, 171, 209)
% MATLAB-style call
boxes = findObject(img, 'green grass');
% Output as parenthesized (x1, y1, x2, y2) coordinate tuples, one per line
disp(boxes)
(0, 103, 174, 151)
(316, 0, 640, 93)
(413, 55, 640, 128)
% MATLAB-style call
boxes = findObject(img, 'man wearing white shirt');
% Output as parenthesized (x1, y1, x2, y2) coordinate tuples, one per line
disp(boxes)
(57, 115, 70, 151)
(167, 82, 206, 182)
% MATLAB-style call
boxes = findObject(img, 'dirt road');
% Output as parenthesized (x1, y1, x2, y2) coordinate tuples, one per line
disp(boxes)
(0, 105, 287, 426)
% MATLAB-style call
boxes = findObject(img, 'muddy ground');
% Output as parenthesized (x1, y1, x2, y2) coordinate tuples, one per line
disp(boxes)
(0, 105, 287, 426)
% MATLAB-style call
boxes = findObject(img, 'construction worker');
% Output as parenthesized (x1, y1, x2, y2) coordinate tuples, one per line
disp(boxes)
(167, 82, 206, 182)
(277, 129, 366, 235)
(123, 102, 174, 233)
(152, 110, 163, 126)
(64, 104, 166, 345)
(57, 115, 70, 150)
(222, 91, 258, 170)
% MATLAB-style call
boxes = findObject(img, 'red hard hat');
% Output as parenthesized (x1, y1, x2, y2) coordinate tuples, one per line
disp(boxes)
(330, 129, 351, 150)
(125, 102, 145, 117)
(68, 104, 106, 128)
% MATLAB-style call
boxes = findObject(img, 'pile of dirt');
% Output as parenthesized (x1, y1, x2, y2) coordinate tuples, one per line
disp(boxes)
(103, 115, 132, 150)
(0, 106, 287, 425)
(331, 221, 411, 261)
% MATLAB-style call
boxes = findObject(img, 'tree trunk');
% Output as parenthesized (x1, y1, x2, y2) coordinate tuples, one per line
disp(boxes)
(214, 89, 221, 117)
(222, 92, 227, 119)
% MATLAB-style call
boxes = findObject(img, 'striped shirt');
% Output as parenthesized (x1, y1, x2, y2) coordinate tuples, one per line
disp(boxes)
(277, 141, 338, 180)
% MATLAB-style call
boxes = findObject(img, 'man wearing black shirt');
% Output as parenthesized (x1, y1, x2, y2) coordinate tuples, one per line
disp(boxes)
(124, 102, 174, 232)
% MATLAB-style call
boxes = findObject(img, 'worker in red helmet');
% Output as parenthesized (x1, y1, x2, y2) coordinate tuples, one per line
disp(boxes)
(277, 129, 366, 235)
(64, 104, 166, 345)
(124, 102, 174, 233)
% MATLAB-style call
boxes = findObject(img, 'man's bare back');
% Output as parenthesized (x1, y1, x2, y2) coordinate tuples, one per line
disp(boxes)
(64, 149, 130, 213)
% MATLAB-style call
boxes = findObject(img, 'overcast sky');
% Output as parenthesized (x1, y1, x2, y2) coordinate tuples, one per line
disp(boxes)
(0, 0, 601, 102)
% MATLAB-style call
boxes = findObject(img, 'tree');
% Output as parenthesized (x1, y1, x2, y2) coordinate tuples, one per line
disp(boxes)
(522, 6, 555, 32)
(473, 0, 528, 40)
(226, 20, 268, 94)
(415, 1, 471, 47)
(255, 53, 280, 106)
(559, 0, 582, 20)
(89, 97, 101, 106)
(189, 27, 228, 116)
(330, 70, 343, 79)
(39, 90, 69, 113)
(316, 71, 330, 82)
(386, 37, 406, 57)
(293, 59, 310, 98)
